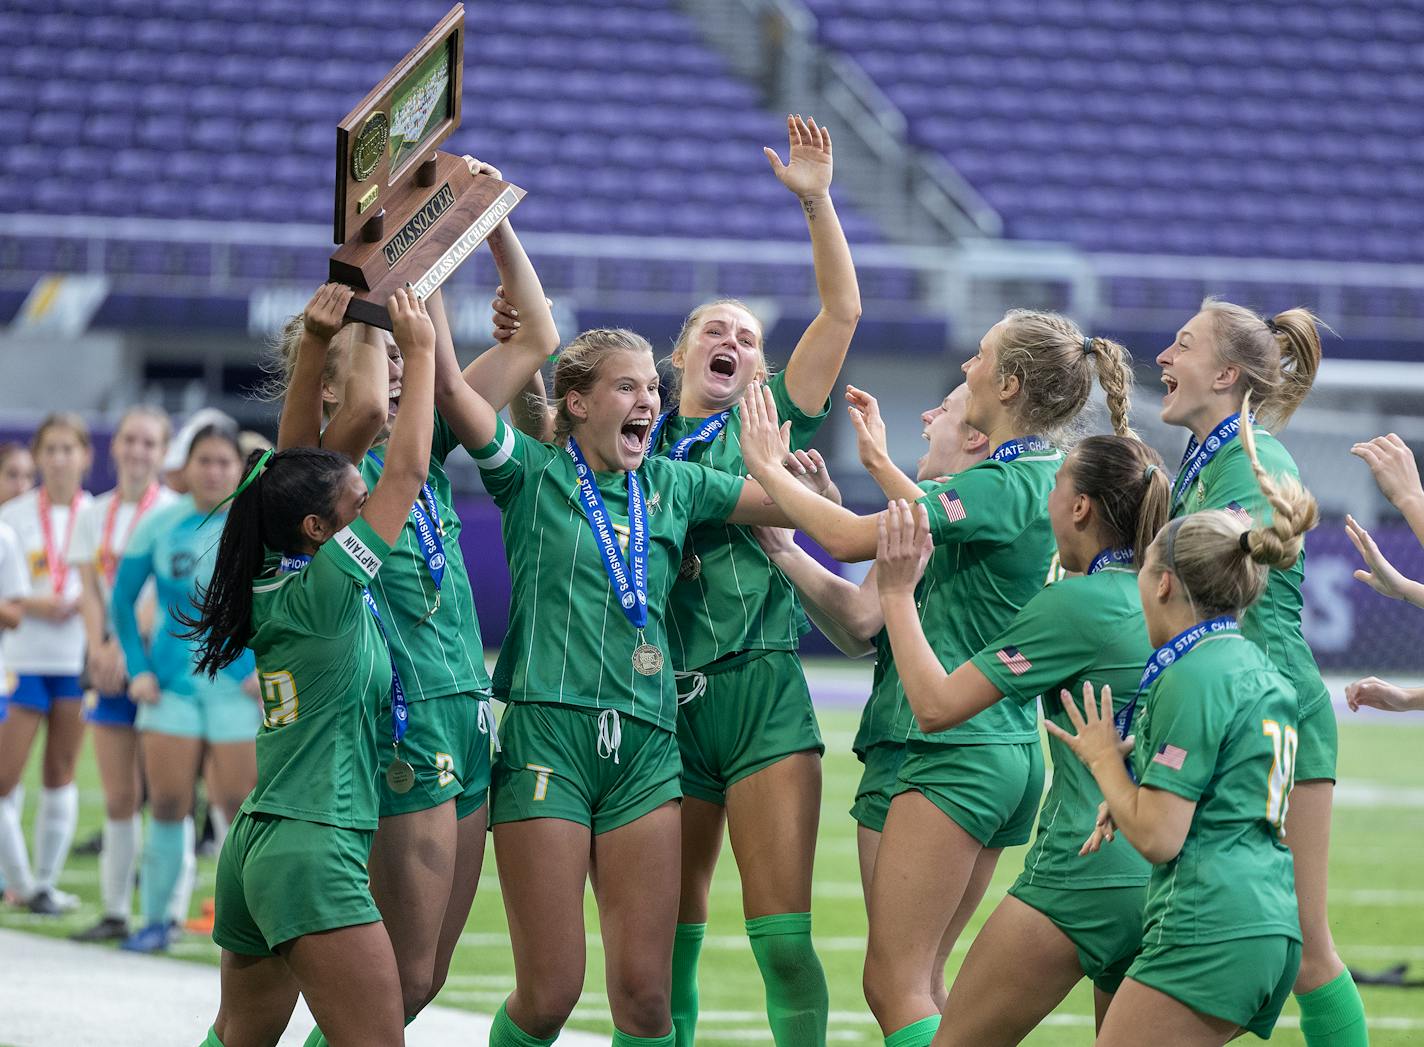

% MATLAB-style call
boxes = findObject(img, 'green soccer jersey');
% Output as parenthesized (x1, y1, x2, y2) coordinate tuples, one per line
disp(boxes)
(972, 568, 1153, 888)
(902, 445, 1063, 745)
(359, 412, 491, 701)
(472, 418, 745, 731)
(243, 516, 393, 830)
(1174, 429, 1329, 717)
(1132, 631, 1301, 946)
(655, 370, 830, 670)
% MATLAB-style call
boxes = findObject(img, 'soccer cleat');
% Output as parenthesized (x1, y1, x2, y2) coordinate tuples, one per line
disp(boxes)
(71, 915, 131, 942)
(184, 896, 216, 935)
(119, 922, 172, 954)
(72, 830, 104, 857)
(27, 888, 79, 916)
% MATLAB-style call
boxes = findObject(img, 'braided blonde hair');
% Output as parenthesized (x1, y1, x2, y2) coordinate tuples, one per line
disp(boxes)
(1199, 297, 1324, 430)
(995, 310, 1135, 441)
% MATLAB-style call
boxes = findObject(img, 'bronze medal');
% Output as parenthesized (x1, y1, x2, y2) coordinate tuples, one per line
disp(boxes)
(386, 758, 416, 794)
(632, 643, 664, 676)
(678, 553, 701, 581)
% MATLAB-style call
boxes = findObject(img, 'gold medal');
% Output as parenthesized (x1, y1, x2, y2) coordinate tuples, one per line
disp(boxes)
(678, 553, 701, 581)
(386, 758, 416, 794)
(632, 643, 664, 676)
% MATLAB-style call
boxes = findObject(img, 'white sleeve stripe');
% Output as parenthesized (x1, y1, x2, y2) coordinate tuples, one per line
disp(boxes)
(334, 526, 382, 580)
(473, 418, 517, 471)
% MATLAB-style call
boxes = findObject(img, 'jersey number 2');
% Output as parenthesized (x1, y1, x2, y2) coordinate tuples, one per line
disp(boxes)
(1262, 719, 1298, 837)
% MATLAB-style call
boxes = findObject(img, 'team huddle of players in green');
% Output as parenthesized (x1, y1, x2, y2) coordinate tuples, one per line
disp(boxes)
(180, 125, 1378, 1047)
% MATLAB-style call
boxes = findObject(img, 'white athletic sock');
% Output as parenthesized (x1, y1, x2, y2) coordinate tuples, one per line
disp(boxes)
(34, 784, 79, 891)
(0, 788, 34, 898)
(100, 814, 142, 920)
(209, 805, 230, 851)
(168, 816, 197, 924)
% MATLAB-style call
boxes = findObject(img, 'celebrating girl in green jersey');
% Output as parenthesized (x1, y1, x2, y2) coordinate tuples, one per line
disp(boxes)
(1157, 300, 1367, 1046)
(273, 177, 558, 1040)
(185, 287, 436, 1047)
(433, 321, 808, 1047)
(646, 114, 860, 1047)
(754, 382, 988, 1015)
(876, 435, 1170, 1044)
(738, 312, 1135, 1047)
(1049, 406, 1317, 1045)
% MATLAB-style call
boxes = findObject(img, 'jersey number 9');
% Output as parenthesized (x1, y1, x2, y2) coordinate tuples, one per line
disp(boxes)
(260, 671, 299, 728)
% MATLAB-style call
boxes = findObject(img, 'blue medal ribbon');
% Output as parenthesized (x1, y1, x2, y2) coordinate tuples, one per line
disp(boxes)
(278, 553, 408, 746)
(1119, 614, 1240, 748)
(366, 452, 445, 598)
(647, 409, 730, 462)
(1170, 413, 1254, 511)
(989, 434, 1054, 463)
(1087, 546, 1134, 575)
(565, 438, 649, 628)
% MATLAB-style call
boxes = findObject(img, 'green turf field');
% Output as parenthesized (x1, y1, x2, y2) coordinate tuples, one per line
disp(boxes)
(3, 702, 1422, 1045)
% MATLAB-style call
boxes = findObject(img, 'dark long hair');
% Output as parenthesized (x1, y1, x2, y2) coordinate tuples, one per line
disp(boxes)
(1069, 436, 1171, 563)
(181, 447, 353, 676)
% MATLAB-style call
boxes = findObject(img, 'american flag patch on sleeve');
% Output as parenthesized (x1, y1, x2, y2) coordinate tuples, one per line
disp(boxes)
(996, 646, 1032, 676)
(937, 488, 967, 523)
(1225, 501, 1252, 526)
(1152, 744, 1188, 770)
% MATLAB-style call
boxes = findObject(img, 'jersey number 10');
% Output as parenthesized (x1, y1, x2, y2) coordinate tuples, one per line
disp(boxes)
(1262, 719, 1298, 838)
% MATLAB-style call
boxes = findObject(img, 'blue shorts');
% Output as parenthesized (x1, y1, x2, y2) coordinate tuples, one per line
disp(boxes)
(136, 686, 261, 744)
(10, 674, 84, 714)
(88, 692, 139, 727)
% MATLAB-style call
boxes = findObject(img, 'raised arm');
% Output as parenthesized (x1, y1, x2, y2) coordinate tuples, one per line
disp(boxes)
(846, 385, 925, 502)
(765, 116, 861, 415)
(1046, 684, 1196, 864)
(1352, 434, 1424, 547)
(319, 325, 390, 465)
(754, 526, 882, 653)
(360, 289, 435, 547)
(276, 283, 359, 451)
(876, 499, 1003, 731)
(737, 384, 879, 560)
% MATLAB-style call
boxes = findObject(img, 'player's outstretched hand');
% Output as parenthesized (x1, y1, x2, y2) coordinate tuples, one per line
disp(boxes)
(738, 382, 792, 480)
(1045, 682, 1134, 771)
(786, 448, 839, 503)
(1351, 434, 1423, 510)
(388, 286, 434, 357)
(875, 499, 931, 597)
(302, 283, 354, 342)
(1346, 676, 1424, 713)
(764, 114, 833, 200)
(846, 385, 890, 471)
(489, 284, 554, 344)
(1345, 514, 1424, 606)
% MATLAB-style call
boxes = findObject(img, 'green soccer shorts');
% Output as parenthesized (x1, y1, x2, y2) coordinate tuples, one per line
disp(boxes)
(377, 691, 494, 819)
(1008, 880, 1148, 994)
(1294, 690, 1338, 783)
(892, 739, 1045, 848)
(675, 650, 825, 806)
(490, 702, 681, 835)
(1127, 934, 1302, 1039)
(851, 742, 906, 833)
(213, 809, 380, 956)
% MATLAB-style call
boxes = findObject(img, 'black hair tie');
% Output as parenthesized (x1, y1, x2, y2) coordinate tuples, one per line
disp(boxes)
(1239, 531, 1252, 553)
(1263, 316, 1279, 334)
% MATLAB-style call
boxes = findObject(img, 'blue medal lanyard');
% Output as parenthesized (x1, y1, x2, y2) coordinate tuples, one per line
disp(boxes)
(1087, 546, 1134, 576)
(990, 434, 1054, 463)
(1170, 413, 1253, 512)
(565, 437, 650, 631)
(278, 554, 408, 747)
(366, 451, 444, 621)
(647, 409, 730, 461)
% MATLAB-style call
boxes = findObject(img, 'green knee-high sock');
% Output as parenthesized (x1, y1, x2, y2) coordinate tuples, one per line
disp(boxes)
(201, 1026, 226, 1047)
(303, 1013, 415, 1047)
(885, 1015, 940, 1047)
(140, 818, 187, 927)
(671, 922, 706, 1046)
(1297, 969, 1369, 1047)
(489, 1000, 557, 1047)
(746, 912, 829, 1047)
(611, 1030, 675, 1047)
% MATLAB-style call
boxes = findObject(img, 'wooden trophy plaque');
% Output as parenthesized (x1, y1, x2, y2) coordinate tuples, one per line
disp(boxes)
(331, 4, 524, 329)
